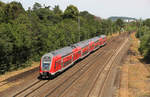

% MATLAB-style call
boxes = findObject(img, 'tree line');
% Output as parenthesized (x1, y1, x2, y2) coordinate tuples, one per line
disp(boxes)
(0, 1, 125, 74)
(136, 19, 150, 63)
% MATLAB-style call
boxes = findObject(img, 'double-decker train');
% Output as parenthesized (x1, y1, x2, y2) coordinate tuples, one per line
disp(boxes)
(40, 35, 107, 78)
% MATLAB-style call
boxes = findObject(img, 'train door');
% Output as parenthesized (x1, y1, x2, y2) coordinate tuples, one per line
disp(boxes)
(73, 49, 78, 61)
(73, 47, 81, 61)
(77, 48, 81, 58)
(104, 37, 107, 44)
(99, 38, 103, 46)
(89, 42, 94, 52)
(82, 46, 88, 57)
(54, 56, 62, 72)
(94, 41, 99, 49)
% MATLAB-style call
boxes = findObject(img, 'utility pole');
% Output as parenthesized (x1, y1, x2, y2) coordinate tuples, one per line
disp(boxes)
(78, 16, 80, 41)
(139, 18, 142, 38)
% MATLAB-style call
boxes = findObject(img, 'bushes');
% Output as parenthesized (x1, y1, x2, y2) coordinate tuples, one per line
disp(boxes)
(136, 19, 150, 63)
(139, 32, 150, 62)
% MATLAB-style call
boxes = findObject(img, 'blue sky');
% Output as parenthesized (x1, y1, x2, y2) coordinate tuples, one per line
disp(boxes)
(1, 0, 150, 19)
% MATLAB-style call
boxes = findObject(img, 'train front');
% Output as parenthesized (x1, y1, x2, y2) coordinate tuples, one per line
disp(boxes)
(40, 54, 53, 78)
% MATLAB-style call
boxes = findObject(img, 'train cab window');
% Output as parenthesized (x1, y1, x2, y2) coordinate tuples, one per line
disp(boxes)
(43, 56, 51, 63)
(42, 56, 51, 71)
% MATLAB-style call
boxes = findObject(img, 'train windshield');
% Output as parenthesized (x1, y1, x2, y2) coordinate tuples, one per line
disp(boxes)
(42, 56, 51, 71)
(43, 56, 51, 63)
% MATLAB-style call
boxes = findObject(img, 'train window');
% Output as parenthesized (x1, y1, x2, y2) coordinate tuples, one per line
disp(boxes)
(55, 60, 61, 69)
(42, 63, 49, 71)
(73, 53, 77, 59)
(43, 56, 51, 63)
(82, 46, 88, 56)
(83, 50, 88, 56)
(63, 59, 72, 67)
(90, 44, 94, 48)
(92, 44, 94, 47)
(78, 51, 81, 54)
(95, 41, 99, 48)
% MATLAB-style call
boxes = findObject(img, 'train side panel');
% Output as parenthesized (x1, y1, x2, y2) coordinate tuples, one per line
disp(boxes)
(81, 46, 89, 57)
(62, 54, 73, 68)
(89, 41, 95, 52)
(50, 55, 61, 74)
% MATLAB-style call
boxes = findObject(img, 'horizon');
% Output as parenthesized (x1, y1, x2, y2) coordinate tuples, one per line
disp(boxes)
(1, 0, 150, 19)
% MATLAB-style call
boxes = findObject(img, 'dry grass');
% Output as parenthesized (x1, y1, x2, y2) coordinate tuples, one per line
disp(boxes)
(107, 32, 120, 39)
(128, 63, 150, 97)
(0, 62, 39, 92)
(0, 80, 22, 92)
(120, 32, 150, 97)
(130, 32, 140, 55)
(0, 62, 39, 82)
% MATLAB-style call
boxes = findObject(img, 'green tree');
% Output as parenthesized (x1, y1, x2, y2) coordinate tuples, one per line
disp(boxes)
(139, 32, 150, 62)
(0, 23, 13, 73)
(63, 5, 79, 19)
(136, 26, 149, 38)
(115, 19, 124, 32)
(53, 5, 62, 15)
(3, 1, 25, 22)
(143, 19, 150, 28)
(0, 1, 5, 23)
(33, 2, 42, 10)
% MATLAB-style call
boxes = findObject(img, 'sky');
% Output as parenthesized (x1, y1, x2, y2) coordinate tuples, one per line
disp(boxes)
(1, 0, 150, 19)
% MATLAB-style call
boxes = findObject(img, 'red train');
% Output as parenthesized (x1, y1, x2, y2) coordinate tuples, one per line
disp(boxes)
(40, 35, 107, 78)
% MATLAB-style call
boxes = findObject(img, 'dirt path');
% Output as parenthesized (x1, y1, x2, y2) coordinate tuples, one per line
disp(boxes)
(119, 32, 150, 97)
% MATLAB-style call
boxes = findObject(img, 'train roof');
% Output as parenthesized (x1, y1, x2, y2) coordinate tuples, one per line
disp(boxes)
(43, 35, 106, 57)
(73, 39, 90, 48)
(73, 36, 100, 48)
(48, 46, 73, 57)
(88, 37, 99, 42)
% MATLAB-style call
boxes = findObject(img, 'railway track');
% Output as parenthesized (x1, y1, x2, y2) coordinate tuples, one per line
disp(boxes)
(13, 50, 105, 97)
(44, 51, 108, 97)
(34, 34, 126, 97)
(46, 36, 123, 97)
(12, 40, 113, 97)
(50, 50, 117, 97)
(93, 38, 129, 97)
(56, 34, 129, 97)
(12, 34, 118, 97)
(0, 82, 8, 87)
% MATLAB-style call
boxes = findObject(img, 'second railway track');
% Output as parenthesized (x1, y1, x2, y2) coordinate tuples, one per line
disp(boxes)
(55, 33, 129, 97)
